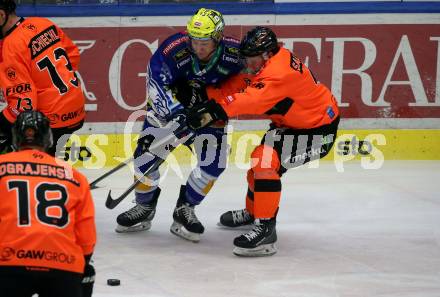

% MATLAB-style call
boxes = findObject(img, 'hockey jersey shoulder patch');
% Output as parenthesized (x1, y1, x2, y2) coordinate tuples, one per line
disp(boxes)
(222, 40, 241, 66)
(224, 46, 239, 57)
(173, 48, 191, 62)
(173, 48, 191, 69)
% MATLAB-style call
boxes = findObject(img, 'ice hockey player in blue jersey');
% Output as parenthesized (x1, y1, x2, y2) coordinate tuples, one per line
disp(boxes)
(115, 8, 243, 242)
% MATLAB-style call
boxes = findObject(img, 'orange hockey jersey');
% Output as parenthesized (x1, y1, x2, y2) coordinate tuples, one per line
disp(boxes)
(0, 17, 85, 128)
(0, 149, 96, 273)
(207, 47, 339, 129)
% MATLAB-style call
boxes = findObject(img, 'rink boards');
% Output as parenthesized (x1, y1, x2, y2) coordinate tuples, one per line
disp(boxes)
(61, 128, 440, 168)
(55, 14, 440, 125)
(1, 13, 438, 167)
(53, 13, 438, 168)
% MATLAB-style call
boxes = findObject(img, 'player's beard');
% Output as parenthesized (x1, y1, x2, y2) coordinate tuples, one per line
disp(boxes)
(0, 14, 9, 39)
(244, 63, 264, 75)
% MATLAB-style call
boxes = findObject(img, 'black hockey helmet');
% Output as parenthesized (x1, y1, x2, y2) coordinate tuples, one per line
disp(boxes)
(12, 110, 53, 151)
(240, 26, 279, 57)
(0, 0, 16, 13)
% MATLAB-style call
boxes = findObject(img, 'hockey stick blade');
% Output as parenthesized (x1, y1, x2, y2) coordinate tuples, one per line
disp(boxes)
(89, 157, 133, 189)
(90, 184, 101, 190)
(105, 126, 194, 209)
(105, 180, 139, 209)
(105, 158, 164, 209)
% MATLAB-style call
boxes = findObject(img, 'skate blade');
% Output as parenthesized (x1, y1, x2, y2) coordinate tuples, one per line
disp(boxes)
(216, 222, 254, 231)
(115, 221, 151, 233)
(170, 222, 200, 243)
(233, 243, 277, 257)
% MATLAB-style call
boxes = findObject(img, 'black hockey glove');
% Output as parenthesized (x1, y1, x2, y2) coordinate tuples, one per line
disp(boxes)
(0, 133, 12, 154)
(172, 81, 209, 108)
(137, 133, 156, 156)
(186, 100, 228, 130)
(82, 254, 95, 297)
(189, 85, 209, 107)
(0, 112, 13, 154)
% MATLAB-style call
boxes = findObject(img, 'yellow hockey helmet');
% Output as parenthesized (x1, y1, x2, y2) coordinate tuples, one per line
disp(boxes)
(187, 8, 225, 42)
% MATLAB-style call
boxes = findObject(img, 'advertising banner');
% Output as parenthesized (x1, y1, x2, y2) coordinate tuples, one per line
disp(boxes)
(65, 23, 440, 126)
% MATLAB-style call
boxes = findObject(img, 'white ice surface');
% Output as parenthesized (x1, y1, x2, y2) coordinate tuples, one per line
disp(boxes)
(80, 161, 440, 297)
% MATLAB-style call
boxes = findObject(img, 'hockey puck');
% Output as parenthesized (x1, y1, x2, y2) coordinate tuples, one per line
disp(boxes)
(107, 279, 120, 286)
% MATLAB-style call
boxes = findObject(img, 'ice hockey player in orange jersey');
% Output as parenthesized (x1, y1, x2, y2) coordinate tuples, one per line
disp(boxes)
(186, 26, 340, 256)
(0, 111, 96, 296)
(0, 0, 85, 156)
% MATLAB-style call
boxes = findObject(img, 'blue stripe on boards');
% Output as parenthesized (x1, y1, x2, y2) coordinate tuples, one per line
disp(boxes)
(17, 2, 440, 17)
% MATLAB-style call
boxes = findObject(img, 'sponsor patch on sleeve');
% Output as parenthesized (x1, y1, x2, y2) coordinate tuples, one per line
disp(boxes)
(162, 36, 189, 55)
(225, 46, 239, 56)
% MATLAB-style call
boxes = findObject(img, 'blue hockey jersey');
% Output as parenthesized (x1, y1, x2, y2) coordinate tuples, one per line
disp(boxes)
(146, 32, 243, 119)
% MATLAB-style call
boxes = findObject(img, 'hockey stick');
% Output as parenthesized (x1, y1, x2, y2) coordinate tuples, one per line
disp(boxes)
(105, 123, 194, 209)
(89, 157, 133, 190)
(105, 156, 164, 209)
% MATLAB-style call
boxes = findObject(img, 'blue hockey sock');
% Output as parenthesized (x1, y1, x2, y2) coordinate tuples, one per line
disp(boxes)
(135, 187, 158, 205)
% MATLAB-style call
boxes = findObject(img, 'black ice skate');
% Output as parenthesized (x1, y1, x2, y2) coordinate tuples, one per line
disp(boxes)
(233, 218, 277, 257)
(218, 208, 254, 229)
(170, 185, 204, 242)
(115, 188, 160, 233)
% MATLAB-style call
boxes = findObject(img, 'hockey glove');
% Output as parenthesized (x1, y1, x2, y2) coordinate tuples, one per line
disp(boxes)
(186, 100, 228, 130)
(189, 85, 209, 107)
(0, 112, 13, 154)
(82, 254, 95, 297)
(172, 81, 209, 108)
(0, 133, 12, 154)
